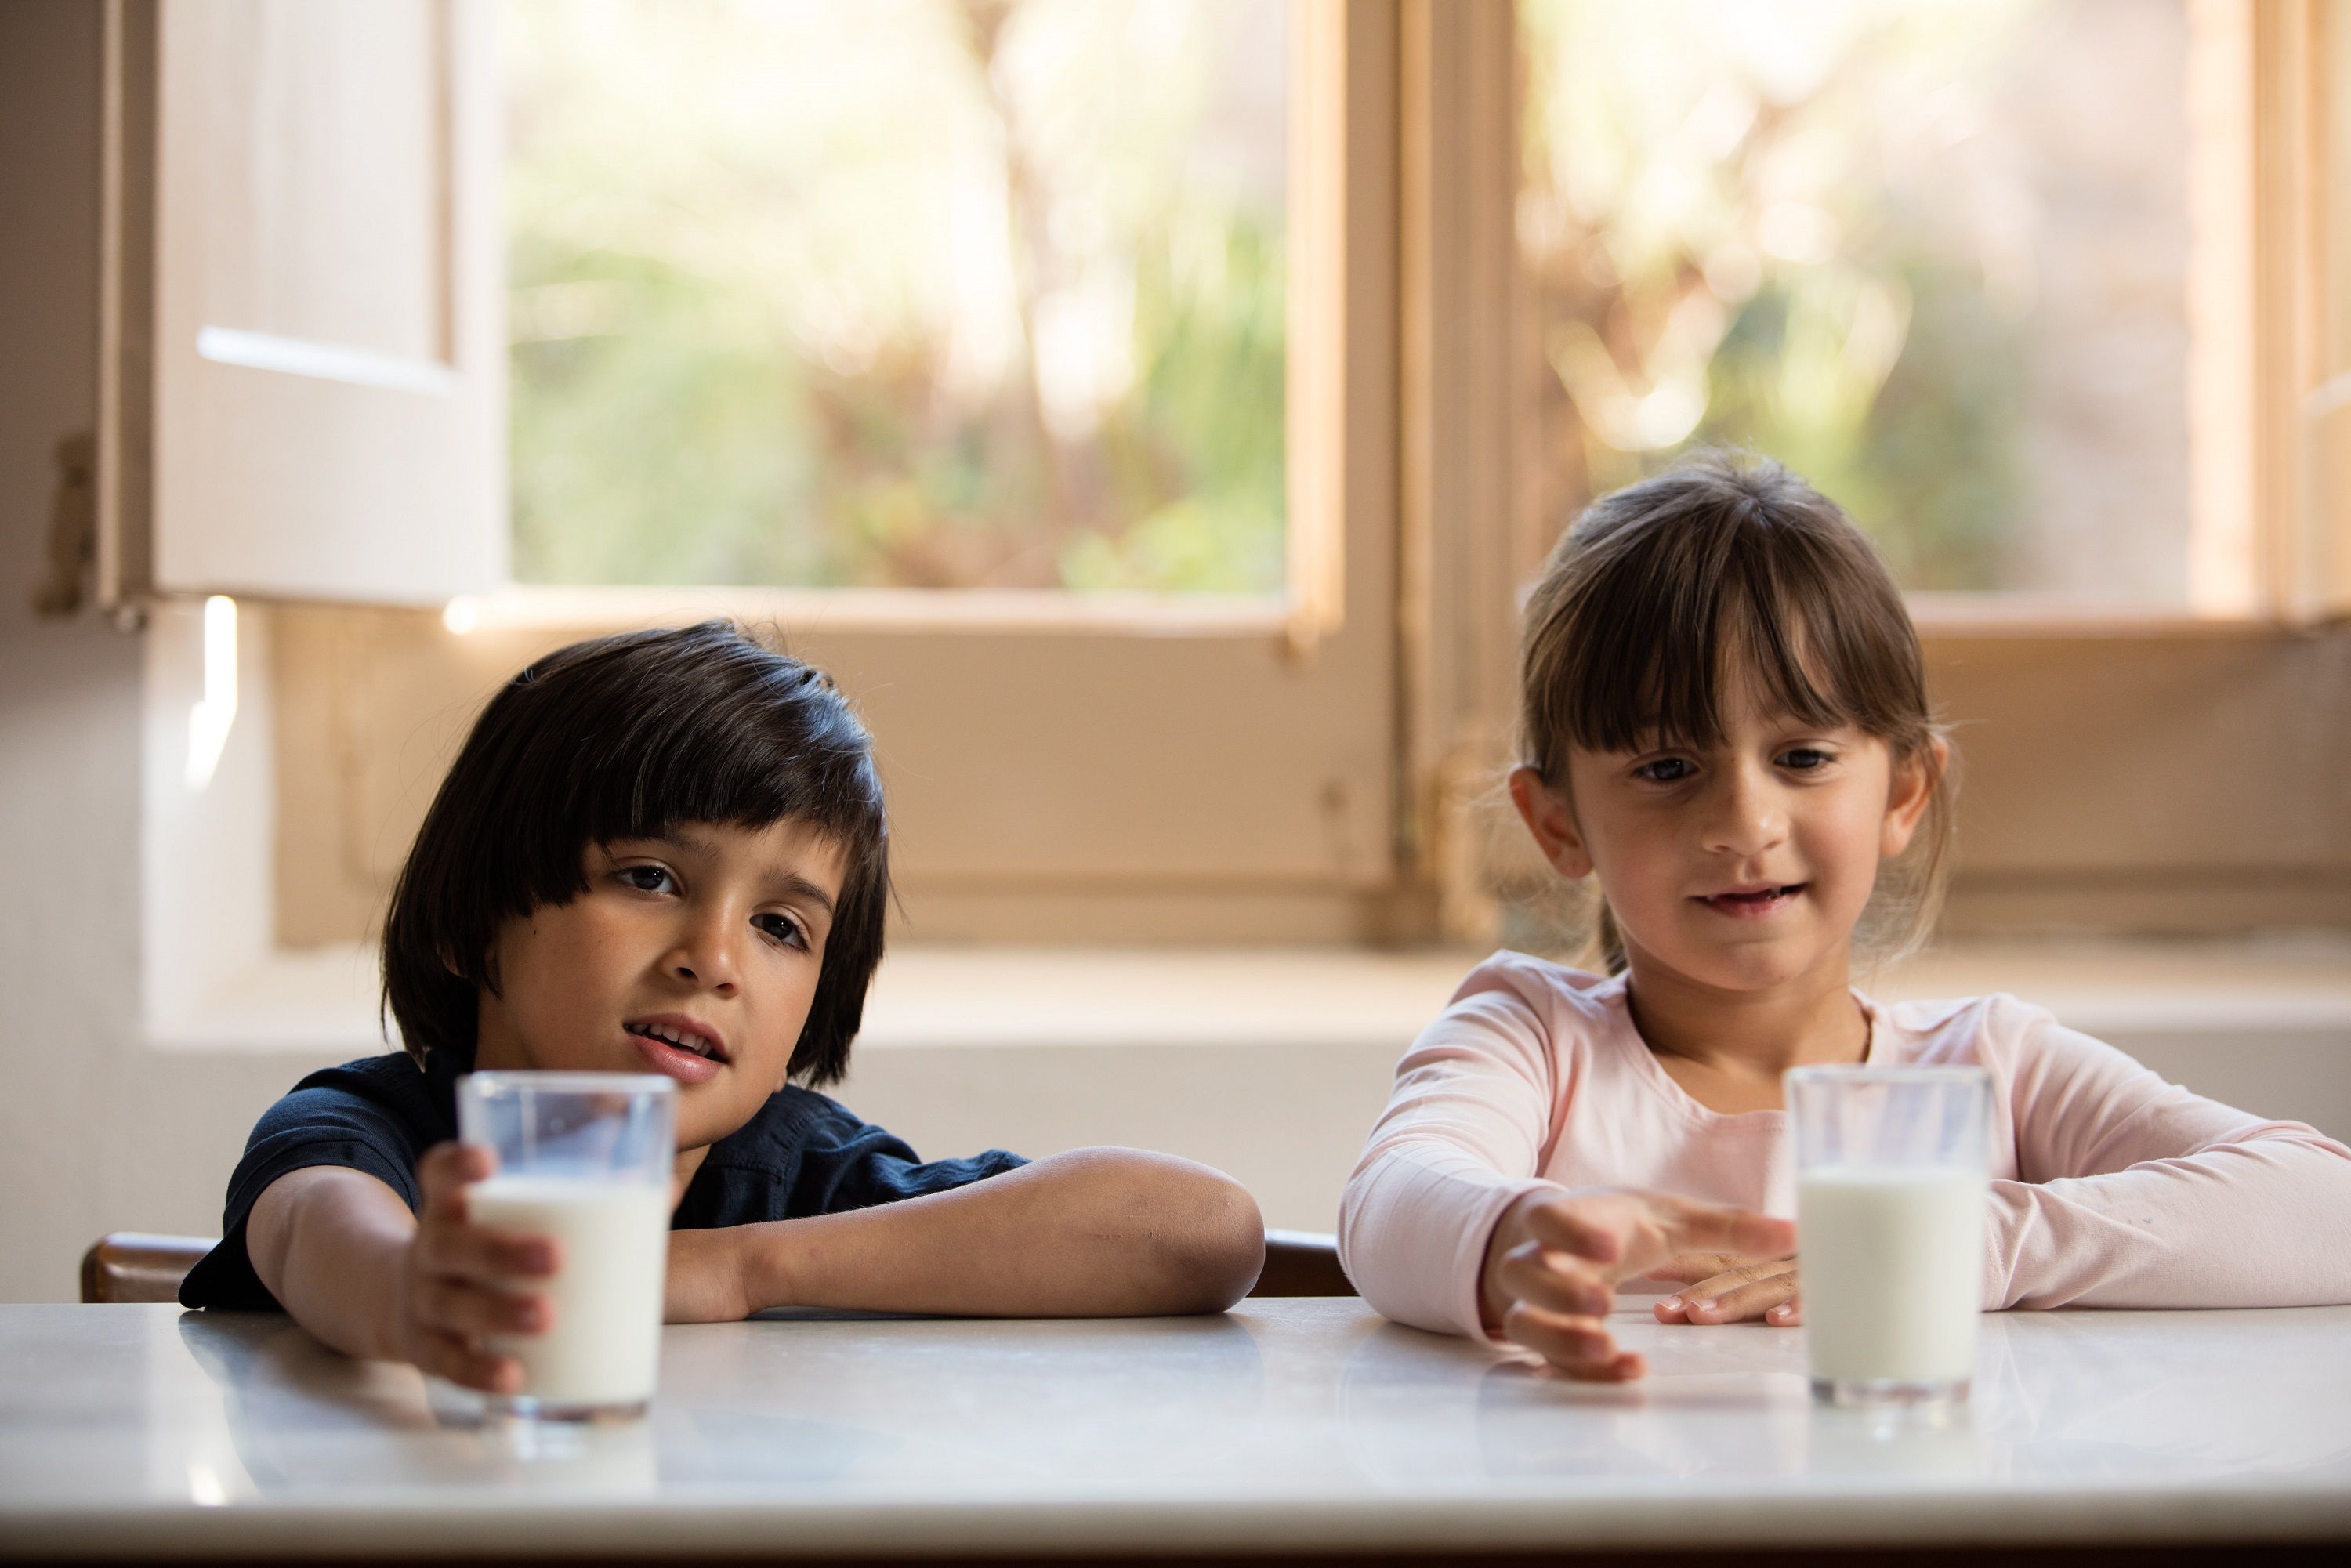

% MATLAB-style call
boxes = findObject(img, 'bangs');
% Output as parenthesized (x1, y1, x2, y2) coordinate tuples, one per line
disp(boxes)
(1559, 543, 1885, 758)
(1523, 452, 1930, 775)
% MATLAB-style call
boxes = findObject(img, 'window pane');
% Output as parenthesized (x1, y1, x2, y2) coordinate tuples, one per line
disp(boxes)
(1520, 0, 2195, 601)
(505, 0, 1286, 591)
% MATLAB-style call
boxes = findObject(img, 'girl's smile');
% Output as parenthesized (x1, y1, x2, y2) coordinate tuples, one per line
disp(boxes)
(1694, 882, 1809, 919)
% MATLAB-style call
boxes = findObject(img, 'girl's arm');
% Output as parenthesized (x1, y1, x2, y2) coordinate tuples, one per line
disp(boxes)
(1338, 959, 1572, 1340)
(245, 1146, 555, 1390)
(667, 1148, 1266, 1320)
(1989, 1001, 2351, 1309)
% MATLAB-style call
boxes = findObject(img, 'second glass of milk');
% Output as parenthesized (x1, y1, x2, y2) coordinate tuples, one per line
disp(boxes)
(1786, 1065, 1992, 1409)
(457, 1071, 676, 1421)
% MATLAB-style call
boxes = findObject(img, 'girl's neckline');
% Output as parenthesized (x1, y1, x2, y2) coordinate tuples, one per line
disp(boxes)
(1593, 970, 1888, 1124)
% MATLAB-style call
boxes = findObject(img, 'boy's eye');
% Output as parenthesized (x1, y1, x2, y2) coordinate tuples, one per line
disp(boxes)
(752, 912, 808, 951)
(1632, 757, 1695, 784)
(615, 864, 678, 894)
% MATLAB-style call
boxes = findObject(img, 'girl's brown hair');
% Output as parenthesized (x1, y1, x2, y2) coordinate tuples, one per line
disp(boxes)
(1518, 450, 1954, 973)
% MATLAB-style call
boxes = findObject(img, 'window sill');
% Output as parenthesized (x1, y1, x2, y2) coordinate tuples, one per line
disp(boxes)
(146, 936, 2351, 1059)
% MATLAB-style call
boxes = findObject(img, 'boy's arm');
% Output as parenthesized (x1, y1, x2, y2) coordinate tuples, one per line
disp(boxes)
(668, 1148, 1265, 1320)
(246, 1148, 553, 1389)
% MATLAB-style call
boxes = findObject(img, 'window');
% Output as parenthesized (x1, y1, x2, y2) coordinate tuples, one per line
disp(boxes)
(504, 0, 1291, 595)
(96, 0, 2351, 1027)
(1521, 0, 2212, 607)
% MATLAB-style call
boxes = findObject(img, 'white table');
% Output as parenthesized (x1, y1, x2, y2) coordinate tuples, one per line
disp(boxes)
(4, 1299, 2348, 1561)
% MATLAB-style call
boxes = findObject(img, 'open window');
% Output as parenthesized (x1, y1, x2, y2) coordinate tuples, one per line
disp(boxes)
(98, 0, 2351, 1048)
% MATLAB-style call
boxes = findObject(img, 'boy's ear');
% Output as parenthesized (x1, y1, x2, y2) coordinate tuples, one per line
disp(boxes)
(1880, 735, 1949, 857)
(1508, 764, 1595, 882)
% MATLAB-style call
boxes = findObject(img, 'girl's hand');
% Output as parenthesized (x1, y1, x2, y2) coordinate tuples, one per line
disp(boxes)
(390, 1142, 557, 1393)
(665, 1226, 754, 1324)
(1480, 1189, 1795, 1381)
(1648, 1251, 1802, 1326)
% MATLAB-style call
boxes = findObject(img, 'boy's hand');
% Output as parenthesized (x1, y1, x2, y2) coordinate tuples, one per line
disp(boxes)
(389, 1142, 558, 1393)
(1479, 1188, 1795, 1381)
(1647, 1251, 1802, 1327)
(664, 1226, 754, 1324)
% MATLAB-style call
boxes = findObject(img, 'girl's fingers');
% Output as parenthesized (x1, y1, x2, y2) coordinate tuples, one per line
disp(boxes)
(1659, 1200, 1796, 1262)
(1497, 1245, 1614, 1319)
(1679, 1269, 1799, 1324)
(1520, 1200, 1624, 1266)
(1503, 1304, 1641, 1381)
(1767, 1292, 1803, 1327)
(1643, 1251, 1744, 1285)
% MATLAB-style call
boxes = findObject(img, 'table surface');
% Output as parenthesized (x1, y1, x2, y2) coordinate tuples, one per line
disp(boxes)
(5, 1298, 2349, 1559)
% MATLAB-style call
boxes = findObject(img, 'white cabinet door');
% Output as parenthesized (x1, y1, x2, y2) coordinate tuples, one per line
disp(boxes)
(102, 0, 503, 606)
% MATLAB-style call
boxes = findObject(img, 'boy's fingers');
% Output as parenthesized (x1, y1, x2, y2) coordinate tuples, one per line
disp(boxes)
(418, 1275, 549, 1339)
(443, 1223, 559, 1282)
(419, 1329, 523, 1396)
(417, 1141, 494, 1219)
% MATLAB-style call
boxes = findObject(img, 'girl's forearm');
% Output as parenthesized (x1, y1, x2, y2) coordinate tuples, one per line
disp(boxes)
(728, 1148, 1265, 1318)
(246, 1167, 418, 1363)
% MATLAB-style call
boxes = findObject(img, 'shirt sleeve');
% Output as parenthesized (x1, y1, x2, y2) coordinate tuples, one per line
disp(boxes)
(1337, 958, 1571, 1342)
(1983, 998, 2351, 1309)
(682, 1086, 1028, 1227)
(179, 1077, 434, 1311)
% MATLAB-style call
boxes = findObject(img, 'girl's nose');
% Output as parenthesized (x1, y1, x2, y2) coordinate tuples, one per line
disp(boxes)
(1701, 762, 1789, 858)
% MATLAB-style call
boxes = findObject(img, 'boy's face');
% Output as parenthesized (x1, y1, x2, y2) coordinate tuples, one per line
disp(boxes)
(474, 818, 848, 1155)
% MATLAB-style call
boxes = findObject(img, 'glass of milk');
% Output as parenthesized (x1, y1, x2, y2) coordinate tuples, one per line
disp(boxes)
(456, 1071, 676, 1421)
(1785, 1064, 1992, 1409)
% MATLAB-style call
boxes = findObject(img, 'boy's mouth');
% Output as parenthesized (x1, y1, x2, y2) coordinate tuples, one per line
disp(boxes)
(1694, 882, 1807, 918)
(625, 1015, 730, 1084)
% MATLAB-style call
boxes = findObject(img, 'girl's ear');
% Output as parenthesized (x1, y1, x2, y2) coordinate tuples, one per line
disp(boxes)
(1880, 735, 1949, 858)
(1509, 764, 1596, 881)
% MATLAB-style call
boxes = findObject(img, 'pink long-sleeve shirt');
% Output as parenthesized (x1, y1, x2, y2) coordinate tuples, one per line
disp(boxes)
(1339, 951, 2351, 1342)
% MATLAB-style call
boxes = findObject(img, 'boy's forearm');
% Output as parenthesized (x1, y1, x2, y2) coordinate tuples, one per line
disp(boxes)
(733, 1149, 1265, 1318)
(248, 1168, 417, 1364)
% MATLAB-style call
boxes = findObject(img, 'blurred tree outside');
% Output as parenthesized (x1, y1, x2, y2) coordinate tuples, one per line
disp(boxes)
(505, 0, 1287, 592)
(1521, 0, 2193, 600)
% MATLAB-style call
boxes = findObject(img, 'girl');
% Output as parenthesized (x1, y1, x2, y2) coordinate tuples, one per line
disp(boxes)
(183, 621, 1265, 1394)
(1339, 452, 2351, 1382)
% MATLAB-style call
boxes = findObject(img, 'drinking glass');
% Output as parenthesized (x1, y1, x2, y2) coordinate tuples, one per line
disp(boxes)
(456, 1071, 676, 1420)
(1785, 1065, 1992, 1408)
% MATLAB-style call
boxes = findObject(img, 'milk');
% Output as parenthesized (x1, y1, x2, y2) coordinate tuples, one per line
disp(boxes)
(1797, 1166, 1987, 1386)
(468, 1177, 671, 1411)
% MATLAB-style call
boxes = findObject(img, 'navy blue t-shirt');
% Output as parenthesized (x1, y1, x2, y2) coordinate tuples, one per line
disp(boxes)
(180, 1051, 1027, 1310)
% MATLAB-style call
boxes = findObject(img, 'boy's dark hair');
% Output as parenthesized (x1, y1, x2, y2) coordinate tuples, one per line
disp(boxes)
(382, 620, 887, 1086)
(1519, 450, 1954, 972)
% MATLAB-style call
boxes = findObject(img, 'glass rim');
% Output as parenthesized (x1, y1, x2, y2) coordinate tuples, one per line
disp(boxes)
(1783, 1064, 1991, 1088)
(458, 1070, 676, 1098)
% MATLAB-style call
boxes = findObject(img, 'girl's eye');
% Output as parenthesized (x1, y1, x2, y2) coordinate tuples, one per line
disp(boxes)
(1632, 757, 1695, 784)
(753, 912, 808, 951)
(1779, 748, 1834, 771)
(615, 864, 678, 894)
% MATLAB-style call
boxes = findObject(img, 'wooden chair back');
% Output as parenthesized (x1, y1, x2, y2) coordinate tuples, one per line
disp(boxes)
(80, 1233, 212, 1305)
(81, 1227, 1354, 1304)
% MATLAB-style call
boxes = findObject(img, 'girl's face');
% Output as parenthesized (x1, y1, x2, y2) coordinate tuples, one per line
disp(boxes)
(473, 818, 847, 1154)
(1512, 683, 1940, 996)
